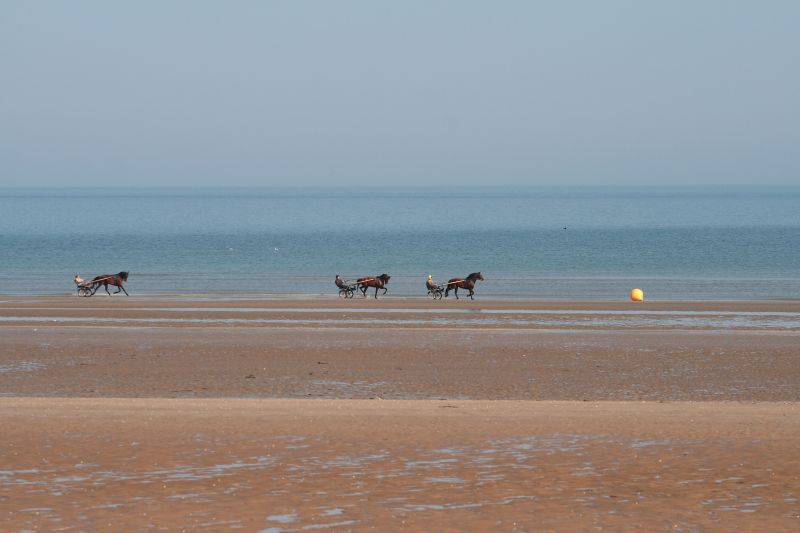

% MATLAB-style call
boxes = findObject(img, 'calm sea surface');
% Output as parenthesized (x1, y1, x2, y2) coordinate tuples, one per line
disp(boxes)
(1, 187, 798, 299)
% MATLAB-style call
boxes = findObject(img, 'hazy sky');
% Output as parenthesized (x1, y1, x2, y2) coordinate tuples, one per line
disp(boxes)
(2, 1, 798, 187)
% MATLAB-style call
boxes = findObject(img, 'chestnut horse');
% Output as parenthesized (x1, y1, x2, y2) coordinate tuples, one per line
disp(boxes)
(444, 272, 484, 300)
(358, 274, 391, 299)
(90, 271, 130, 296)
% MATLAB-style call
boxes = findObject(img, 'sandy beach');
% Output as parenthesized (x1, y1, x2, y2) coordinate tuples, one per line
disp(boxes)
(1, 296, 799, 531)
(5, 0, 800, 529)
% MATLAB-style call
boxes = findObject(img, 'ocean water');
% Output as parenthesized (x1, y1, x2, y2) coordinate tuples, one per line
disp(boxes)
(0, 186, 798, 299)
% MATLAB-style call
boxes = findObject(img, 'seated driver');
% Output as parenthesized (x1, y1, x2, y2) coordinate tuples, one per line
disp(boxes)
(426, 275, 437, 291)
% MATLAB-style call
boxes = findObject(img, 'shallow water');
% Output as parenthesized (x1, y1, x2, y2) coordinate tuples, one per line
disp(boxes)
(8, 306, 799, 317)
(2, 187, 799, 299)
(2, 311, 799, 330)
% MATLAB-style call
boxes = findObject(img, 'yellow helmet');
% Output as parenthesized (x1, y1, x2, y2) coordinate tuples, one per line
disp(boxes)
(427, 275, 432, 280)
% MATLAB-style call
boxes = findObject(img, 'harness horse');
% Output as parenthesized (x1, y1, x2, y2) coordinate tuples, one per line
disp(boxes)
(357, 274, 391, 299)
(74, 272, 130, 296)
(444, 272, 484, 300)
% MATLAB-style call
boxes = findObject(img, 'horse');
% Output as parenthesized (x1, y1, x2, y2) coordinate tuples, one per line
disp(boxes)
(444, 272, 484, 300)
(90, 271, 130, 296)
(357, 274, 391, 299)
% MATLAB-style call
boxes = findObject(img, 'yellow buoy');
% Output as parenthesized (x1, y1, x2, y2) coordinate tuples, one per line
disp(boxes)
(630, 288, 644, 302)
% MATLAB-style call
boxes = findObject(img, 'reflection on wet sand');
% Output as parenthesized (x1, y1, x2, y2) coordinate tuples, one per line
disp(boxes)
(2, 399, 798, 531)
(2, 303, 800, 330)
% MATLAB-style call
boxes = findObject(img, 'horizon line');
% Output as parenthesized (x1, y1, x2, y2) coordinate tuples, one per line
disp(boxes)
(2, 184, 798, 190)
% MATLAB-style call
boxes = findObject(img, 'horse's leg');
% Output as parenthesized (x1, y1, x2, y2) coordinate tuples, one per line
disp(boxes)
(469, 288, 474, 300)
(454, 286, 459, 299)
(104, 283, 111, 295)
(382, 287, 388, 295)
(113, 283, 122, 294)
(374, 286, 379, 299)
(120, 284, 129, 296)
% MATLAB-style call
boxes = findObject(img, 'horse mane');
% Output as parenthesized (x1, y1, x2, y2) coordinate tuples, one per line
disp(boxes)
(118, 271, 129, 281)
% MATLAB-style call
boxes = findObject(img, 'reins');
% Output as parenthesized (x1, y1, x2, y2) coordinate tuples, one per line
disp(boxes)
(78, 275, 122, 285)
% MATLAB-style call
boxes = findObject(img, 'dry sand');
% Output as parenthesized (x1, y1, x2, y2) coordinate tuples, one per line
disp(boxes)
(1, 296, 799, 531)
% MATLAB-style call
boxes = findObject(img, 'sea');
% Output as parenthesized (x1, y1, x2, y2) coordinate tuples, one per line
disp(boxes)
(1, 186, 798, 299)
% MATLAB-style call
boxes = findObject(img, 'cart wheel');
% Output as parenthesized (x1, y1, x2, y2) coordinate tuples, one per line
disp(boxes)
(346, 289, 355, 298)
(338, 288, 346, 298)
(434, 291, 443, 300)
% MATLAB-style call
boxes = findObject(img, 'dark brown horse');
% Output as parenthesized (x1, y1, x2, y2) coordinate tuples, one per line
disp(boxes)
(444, 272, 484, 300)
(90, 271, 130, 296)
(358, 274, 391, 299)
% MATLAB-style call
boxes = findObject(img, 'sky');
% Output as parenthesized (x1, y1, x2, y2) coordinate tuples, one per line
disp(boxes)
(1, 1, 798, 187)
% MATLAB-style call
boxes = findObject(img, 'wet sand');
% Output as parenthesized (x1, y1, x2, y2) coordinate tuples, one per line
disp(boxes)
(2, 326, 799, 401)
(1, 296, 799, 530)
(2, 399, 799, 531)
